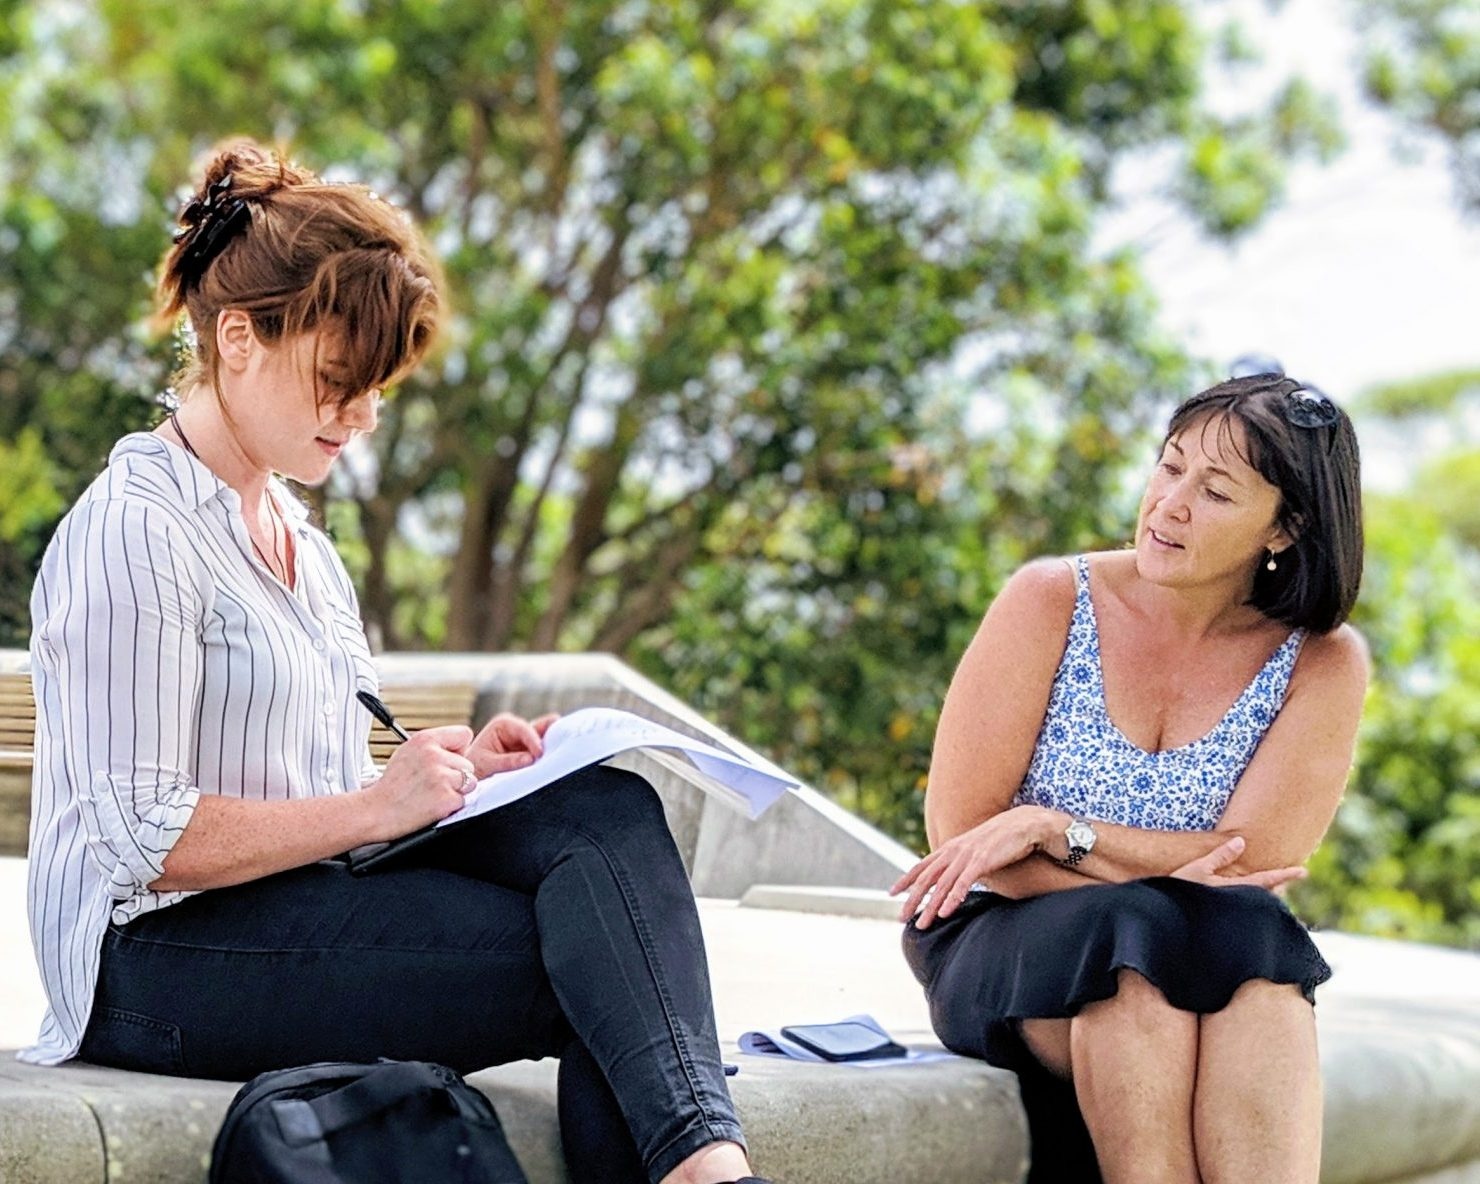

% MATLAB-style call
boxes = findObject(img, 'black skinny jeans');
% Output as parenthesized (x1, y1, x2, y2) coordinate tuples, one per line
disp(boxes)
(79, 765, 744, 1183)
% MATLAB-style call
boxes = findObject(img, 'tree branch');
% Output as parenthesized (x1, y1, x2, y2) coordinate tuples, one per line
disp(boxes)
(588, 529, 705, 653)
(483, 351, 590, 650)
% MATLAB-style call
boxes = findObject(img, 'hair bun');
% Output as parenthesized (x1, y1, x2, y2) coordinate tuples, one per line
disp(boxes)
(192, 137, 314, 203)
(153, 136, 443, 405)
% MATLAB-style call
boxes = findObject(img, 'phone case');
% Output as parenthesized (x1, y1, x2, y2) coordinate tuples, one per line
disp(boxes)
(779, 1022, 907, 1062)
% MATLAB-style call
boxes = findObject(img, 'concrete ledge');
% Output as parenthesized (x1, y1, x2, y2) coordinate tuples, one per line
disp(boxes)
(4, 916, 1480, 1183)
(739, 883, 903, 920)
(1321, 995, 1480, 1184)
(0, 1049, 1027, 1184)
(0, 1080, 104, 1184)
(7, 1009, 1480, 1184)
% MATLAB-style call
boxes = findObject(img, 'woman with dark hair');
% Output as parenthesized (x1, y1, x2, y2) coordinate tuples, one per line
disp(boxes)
(895, 374, 1368, 1184)
(24, 139, 768, 1184)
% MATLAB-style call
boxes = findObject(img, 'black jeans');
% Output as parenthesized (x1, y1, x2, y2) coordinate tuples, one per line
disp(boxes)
(79, 766, 744, 1184)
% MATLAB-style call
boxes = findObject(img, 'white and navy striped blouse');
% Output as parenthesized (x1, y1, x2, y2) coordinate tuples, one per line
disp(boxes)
(22, 432, 379, 1065)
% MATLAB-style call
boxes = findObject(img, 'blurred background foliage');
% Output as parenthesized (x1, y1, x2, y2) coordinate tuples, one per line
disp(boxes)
(0, 0, 1474, 946)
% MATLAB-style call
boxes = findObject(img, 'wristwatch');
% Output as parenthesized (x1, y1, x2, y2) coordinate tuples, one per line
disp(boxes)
(1062, 816, 1097, 866)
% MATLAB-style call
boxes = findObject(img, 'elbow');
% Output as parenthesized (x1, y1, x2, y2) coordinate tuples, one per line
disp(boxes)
(1209, 827, 1255, 876)
(1210, 828, 1305, 877)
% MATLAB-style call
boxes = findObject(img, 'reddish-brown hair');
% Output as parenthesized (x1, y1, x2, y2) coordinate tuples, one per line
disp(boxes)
(156, 137, 443, 406)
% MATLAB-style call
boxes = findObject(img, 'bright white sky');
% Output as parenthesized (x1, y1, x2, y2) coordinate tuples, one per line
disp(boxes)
(1098, 0, 1480, 488)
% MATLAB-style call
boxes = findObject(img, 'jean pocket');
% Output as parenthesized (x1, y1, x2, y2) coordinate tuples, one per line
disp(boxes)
(81, 1007, 185, 1075)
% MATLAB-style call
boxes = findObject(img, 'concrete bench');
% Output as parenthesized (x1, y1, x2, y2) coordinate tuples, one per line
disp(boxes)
(3, 922, 1480, 1184)
(0, 1050, 1026, 1184)
(2, 649, 1478, 1183)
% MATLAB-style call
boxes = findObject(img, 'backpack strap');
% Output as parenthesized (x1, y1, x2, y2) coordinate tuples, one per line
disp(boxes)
(272, 1062, 449, 1147)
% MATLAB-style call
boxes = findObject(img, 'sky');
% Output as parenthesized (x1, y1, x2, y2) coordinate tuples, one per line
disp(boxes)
(1099, 0, 1480, 488)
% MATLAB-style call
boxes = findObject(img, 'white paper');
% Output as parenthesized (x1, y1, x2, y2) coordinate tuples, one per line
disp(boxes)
(436, 707, 798, 828)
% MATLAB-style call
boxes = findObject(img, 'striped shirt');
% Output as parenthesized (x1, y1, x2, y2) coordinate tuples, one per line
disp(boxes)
(22, 432, 379, 1065)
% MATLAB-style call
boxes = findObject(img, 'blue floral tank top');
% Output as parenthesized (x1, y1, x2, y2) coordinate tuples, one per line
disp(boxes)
(1013, 556, 1305, 831)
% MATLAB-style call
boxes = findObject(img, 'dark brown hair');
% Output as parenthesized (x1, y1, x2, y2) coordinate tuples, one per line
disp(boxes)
(1163, 373, 1363, 633)
(156, 137, 443, 406)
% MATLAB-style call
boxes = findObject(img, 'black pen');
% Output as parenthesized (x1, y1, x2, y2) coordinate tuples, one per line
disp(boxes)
(356, 690, 410, 741)
(347, 689, 443, 874)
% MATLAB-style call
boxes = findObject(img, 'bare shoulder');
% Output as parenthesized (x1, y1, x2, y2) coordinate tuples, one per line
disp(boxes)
(991, 555, 1077, 622)
(964, 556, 1079, 673)
(1290, 622, 1370, 704)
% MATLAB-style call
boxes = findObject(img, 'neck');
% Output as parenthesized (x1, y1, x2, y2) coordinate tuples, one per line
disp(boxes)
(165, 390, 272, 515)
(1127, 559, 1264, 641)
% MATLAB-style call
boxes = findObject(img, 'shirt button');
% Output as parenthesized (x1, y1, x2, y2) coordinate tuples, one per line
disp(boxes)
(322, 702, 334, 716)
(313, 639, 326, 653)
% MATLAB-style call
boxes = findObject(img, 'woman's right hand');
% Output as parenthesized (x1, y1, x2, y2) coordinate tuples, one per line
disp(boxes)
(362, 725, 477, 840)
(1171, 835, 1307, 891)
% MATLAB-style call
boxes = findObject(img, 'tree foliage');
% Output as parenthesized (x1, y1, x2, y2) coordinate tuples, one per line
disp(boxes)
(2, 0, 1332, 650)
(7, 2, 1475, 946)
(1292, 494, 1480, 946)
(1360, 0, 1480, 209)
(1357, 368, 1480, 549)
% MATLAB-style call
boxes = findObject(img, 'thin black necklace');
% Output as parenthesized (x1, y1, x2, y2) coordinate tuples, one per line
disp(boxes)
(170, 411, 292, 587)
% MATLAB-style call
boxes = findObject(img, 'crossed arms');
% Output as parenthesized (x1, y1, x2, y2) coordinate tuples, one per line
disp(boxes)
(891, 558, 1369, 927)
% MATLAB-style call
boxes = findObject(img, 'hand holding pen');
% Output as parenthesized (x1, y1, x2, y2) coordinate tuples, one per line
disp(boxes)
(357, 689, 558, 783)
(355, 690, 478, 838)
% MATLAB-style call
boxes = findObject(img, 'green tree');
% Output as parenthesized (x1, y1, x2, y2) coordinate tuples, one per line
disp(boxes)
(1282, 370, 1480, 948)
(1360, 0, 1480, 209)
(1357, 368, 1480, 549)
(636, 361, 1173, 848)
(2, 0, 1337, 653)
(1293, 493, 1480, 946)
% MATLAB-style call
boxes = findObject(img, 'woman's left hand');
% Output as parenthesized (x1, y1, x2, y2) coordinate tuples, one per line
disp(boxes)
(467, 712, 560, 779)
(1171, 835, 1308, 892)
(891, 806, 1051, 929)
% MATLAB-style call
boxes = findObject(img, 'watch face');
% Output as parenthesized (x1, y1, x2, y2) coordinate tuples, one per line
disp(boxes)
(1066, 819, 1096, 849)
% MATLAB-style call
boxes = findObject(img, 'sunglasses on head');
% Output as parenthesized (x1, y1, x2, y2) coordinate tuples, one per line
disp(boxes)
(1281, 384, 1341, 430)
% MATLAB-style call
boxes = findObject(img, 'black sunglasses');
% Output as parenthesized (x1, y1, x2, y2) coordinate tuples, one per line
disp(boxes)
(1282, 385, 1341, 431)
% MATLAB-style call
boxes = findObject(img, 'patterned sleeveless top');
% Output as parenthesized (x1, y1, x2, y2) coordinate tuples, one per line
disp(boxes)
(1013, 556, 1305, 831)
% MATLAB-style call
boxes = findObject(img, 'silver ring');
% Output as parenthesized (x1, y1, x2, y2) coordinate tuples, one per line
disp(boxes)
(459, 769, 475, 793)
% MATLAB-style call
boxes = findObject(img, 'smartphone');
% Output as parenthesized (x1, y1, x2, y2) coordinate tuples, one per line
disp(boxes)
(779, 1021, 907, 1062)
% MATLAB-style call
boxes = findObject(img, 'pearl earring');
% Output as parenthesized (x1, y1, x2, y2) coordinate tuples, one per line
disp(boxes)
(1266, 551, 1278, 572)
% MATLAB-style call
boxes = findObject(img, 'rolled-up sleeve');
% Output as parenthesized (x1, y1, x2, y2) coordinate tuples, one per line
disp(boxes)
(38, 499, 207, 899)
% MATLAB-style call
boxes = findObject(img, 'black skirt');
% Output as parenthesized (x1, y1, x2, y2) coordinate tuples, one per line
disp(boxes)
(902, 876, 1331, 1183)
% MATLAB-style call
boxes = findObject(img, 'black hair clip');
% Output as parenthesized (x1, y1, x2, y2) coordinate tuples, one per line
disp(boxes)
(173, 174, 251, 285)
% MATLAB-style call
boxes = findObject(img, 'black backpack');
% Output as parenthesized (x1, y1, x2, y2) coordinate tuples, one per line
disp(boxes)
(208, 1059, 528, 1184)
